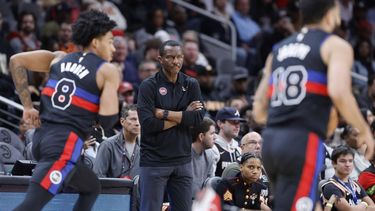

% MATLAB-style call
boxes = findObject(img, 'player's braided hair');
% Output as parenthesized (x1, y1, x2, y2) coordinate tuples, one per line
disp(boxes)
(240, 152, 261, 164)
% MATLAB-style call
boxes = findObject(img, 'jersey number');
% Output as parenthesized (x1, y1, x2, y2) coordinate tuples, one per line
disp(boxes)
(51, 78, 76, 110)
(270, 65, 307, 107)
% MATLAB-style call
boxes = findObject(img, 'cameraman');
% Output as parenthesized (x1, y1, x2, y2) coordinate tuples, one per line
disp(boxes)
(93, 104, 140, 179)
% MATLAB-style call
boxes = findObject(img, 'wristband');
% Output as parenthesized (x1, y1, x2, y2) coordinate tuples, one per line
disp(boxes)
(325, 203, 333, 208)
(98, 114, 118, 130)
(162, 110, 169, 120)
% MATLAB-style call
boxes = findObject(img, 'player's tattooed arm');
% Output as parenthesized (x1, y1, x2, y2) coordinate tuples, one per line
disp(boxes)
(9, 50, 63, 108)
(10, 64, 33, 109)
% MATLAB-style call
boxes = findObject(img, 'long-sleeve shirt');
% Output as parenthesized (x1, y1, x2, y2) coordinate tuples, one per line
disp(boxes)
(191, 148, 216, 198)
(137, 70, 205, 167)
(93, 132, 140, 178)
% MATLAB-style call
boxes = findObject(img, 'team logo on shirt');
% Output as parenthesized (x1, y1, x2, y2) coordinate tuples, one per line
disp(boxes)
(49, 170, 62, 185)
(295, 197, 313, 211)
(159, 87, 167, 96)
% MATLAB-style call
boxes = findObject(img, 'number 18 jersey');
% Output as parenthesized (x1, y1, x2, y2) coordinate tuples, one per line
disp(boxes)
(40, 52, 105, 138)
(267, 28, 332, 138)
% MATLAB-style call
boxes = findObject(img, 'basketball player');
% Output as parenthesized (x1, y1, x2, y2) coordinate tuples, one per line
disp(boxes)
(253, 0, 374, 210)
(10, 10, 119, 210)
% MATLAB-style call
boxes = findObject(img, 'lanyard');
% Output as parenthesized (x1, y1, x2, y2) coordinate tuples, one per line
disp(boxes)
(121, 142, 136, 177)
(334, 176, 358, 204)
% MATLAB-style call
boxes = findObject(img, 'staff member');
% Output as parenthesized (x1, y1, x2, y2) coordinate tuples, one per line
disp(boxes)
(137, 40, 205, 211)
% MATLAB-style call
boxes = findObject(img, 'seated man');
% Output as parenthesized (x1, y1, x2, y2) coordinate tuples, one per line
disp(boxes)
(222, 131, 263, 178)
(93, 104, 140, 179)
(213, 107, 244, 176)
(216, 152, 271, 210)
(191, 117, 217, 198)
(321, 145, 374, 210)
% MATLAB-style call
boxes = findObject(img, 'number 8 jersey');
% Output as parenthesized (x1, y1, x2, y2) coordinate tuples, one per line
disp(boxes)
(267, 28, 332, 138)
(40, 52, 105, 138)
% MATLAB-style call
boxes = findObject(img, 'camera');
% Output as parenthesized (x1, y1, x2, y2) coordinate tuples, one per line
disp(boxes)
(90, 125, 104, 144)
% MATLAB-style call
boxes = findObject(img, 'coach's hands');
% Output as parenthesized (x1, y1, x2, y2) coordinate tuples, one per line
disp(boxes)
(23, 107, 40, 128)
(186, 101, 203, 111)
(154, 108, 164, 119)
(154, 101, 203, 119)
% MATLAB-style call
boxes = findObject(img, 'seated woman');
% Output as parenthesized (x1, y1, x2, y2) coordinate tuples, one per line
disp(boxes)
(217, 152, 271, 210)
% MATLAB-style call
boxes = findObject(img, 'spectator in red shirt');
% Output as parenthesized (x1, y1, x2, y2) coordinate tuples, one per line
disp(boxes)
(358, 157, 375, 201)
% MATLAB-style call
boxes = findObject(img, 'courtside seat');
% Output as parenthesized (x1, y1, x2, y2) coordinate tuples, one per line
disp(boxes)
(0, 127, 25, 154)
(0, 142, 25, 164)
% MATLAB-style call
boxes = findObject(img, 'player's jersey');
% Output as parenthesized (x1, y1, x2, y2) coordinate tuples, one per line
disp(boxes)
(267, 28, 332, 138)
(40, 52, 104, 138)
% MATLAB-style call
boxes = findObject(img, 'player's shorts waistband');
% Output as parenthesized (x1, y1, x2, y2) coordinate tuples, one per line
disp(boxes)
(40, 121, 86, 140)
(265, 123, 325, 138)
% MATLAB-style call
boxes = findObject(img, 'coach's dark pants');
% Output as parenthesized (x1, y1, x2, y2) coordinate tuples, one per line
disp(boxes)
(140, 162, 193, 211)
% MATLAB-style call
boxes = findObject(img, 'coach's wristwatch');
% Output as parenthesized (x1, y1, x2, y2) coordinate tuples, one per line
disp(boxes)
(162, 110, 169, 120)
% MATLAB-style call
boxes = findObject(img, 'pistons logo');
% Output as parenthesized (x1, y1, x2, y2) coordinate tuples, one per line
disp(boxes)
(49, 170, 62, 185)
(295, 197, 313, 211)
(159, 87, 167, 96)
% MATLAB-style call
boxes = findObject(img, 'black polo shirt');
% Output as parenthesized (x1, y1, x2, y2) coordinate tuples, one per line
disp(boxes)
(137, 70, 205, 167)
